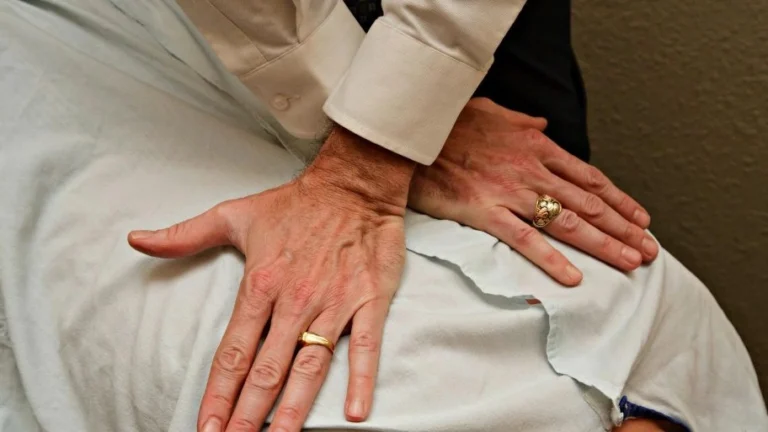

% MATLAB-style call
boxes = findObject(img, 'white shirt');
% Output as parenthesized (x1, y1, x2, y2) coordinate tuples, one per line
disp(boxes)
(174, 0, 528, 164)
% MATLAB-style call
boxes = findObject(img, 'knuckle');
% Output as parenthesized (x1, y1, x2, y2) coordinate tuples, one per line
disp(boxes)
(485, 206, 510, 228)
(476, 96, 493, 105)
(275, 405, 303, 423)
(165, 222, 184, 239)
(214, 341, 250, 377)
(210, 202, 229, 223)
(212, 199, 243, 221)
(512, 225, 538, 247)
(544, 250, 563, 266)
(323, 287, 346, 312)
(519, 128, 546, 145)
(209, 392, 235, 410)
(352, 372, 376, 388)
(624, 223, 642, 243)
(500, 151, 540, 179)
(245, 269, 275, 300)
(241, 270, 274, 316)
(469, 96, 494, 109)
(212, 201, 242, 238)
(290, 279, 317, 313)
(581, 194, 606, 219)
(509, 161, 546, 186)
(291, 352, 325, 380)
(350, 331, 380, 354)
(600, 234, 614, 253)
(247, 357, 284, 392)
(557, 210, 581, 233)
(227, 418, 260, 432)
(529, 164, 551, 182)
(585, 166, 609, 192)
(617, 192, 633, 212)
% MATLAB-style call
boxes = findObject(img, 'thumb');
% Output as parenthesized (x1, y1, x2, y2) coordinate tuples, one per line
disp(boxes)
(499, 109, 548, 131)
(128, 205, 231, 258)
(530, 116, 547, 131)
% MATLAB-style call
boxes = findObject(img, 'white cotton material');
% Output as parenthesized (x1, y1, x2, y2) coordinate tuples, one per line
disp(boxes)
(0, 1, 765, 431)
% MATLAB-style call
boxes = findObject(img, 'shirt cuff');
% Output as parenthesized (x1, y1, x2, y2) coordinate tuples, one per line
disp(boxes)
(323, 19, 491, 165)
(238, 1, 364, 139)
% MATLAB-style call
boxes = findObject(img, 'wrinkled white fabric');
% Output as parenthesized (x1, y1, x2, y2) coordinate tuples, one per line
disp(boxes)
(0, 1, 765, 432)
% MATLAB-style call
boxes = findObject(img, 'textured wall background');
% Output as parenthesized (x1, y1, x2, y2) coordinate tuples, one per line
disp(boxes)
(572, 1, 768, 396)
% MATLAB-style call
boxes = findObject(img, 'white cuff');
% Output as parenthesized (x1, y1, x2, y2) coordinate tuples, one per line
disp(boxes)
(324, 19, 491, 165)
(238, 2, 364, 139)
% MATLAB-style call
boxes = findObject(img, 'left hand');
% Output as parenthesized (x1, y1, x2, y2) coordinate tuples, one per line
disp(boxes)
(409, 98, 658, 286)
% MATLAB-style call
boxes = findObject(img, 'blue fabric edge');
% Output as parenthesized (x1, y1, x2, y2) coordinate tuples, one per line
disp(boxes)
(619, 396, 691, 432)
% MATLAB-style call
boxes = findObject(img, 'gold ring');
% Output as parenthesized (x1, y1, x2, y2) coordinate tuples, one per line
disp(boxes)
(298, 331, 335, 354)
(532, 194, 563, 228)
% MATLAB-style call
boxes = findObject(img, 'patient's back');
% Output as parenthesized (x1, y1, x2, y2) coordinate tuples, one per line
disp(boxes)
(0, 2, 764, 432)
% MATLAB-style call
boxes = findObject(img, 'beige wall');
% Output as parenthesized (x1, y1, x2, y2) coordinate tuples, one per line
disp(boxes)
(572, 1, 768, 396)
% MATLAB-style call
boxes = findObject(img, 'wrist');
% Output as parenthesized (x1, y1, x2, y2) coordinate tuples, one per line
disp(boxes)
(302, 125, 416, 210)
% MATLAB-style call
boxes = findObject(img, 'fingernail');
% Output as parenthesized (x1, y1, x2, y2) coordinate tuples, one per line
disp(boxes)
(348, 399, 365, 419)
(130, 230, 155, 240)
(202, 418, 221, 432)
(633, 209, 651, 228)
(642, 237, 657, 257)
(566, 265, 582, 285)
(621, 247, 642, 266)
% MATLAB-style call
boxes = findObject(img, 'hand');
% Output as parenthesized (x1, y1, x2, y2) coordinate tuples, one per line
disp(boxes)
(409, 98, 658, 286)
(128, 127, 415, 431)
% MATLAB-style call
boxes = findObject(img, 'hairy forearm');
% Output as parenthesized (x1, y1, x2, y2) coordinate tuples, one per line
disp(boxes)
(302, 125, 417, 213)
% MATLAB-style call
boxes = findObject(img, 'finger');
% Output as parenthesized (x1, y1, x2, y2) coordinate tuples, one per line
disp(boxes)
(469, 98, 547, 131)
(544, 209, 643, 272)
(507, 189, 642, 272)
(538, 141, 651, 229)
(481, 205, 582, 286)
(345, 299, 388, 422)
(197, 268, 278, 432)
(128, 204, 231, 258)
(536, 175, 658, 262)
(268, 313, 344, 432)
(227, 304, 310, 431)
(498, 110, 547, 131)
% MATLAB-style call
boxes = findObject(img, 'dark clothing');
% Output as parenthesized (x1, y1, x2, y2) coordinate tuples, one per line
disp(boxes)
(345, 0, 591, 162)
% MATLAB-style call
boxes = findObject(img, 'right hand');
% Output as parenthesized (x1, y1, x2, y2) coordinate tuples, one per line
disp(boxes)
(409, 98, 658, 286)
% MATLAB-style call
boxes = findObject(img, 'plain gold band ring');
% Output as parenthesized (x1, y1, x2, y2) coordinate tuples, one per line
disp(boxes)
(297, 331, 335, 354)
